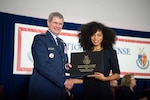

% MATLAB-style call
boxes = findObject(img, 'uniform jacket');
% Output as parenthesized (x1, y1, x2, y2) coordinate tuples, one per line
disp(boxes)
(28, 30, 68, 100)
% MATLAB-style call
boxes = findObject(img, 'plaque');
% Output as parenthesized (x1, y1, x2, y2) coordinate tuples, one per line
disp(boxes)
(70, 51, 104, 76)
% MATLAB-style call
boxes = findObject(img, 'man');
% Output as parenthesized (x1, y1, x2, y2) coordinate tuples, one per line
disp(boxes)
(28, 12, 73, 100)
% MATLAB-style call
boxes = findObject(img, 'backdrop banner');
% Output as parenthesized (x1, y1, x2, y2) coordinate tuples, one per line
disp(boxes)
(13, 23, 150, 79)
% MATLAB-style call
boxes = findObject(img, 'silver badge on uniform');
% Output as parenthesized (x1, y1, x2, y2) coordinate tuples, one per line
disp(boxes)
(48, 47, 54, 50)
(49, 53, 54, 58)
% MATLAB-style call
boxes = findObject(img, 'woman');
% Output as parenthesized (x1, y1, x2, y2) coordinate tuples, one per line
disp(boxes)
(117, 74, 148, 100)
(72, 21, 120, 100)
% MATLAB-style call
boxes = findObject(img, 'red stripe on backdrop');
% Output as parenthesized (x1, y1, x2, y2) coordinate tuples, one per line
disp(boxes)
(120, 72, 150, 76)
(17, 27, 46, 72)
(117, 38, 150, 44)
(60, 32, 78, 37)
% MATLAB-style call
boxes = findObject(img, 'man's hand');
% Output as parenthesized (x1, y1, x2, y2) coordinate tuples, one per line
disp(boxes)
(64, 78, 74, 90)
(65, 63, 72, 71)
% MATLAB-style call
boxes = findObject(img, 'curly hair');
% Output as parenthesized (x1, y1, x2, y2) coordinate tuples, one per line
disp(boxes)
(78, 21, 117, 51)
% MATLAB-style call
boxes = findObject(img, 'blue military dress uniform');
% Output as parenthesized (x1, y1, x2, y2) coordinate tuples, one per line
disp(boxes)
(28, 30, 68, 100)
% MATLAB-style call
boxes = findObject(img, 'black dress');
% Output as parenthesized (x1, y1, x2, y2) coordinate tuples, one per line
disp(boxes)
(82, 48, 120, 100)
(116, 86, 144, 100)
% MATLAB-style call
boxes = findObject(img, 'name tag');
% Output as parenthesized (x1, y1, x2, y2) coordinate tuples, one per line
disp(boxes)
(48, 47, 54, 50)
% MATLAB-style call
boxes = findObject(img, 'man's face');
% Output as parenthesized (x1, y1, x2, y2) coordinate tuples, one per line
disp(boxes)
(47, 16, 64, 36)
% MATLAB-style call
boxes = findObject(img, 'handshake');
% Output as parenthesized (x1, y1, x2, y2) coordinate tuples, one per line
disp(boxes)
(64, 78, 74, 90)
(64, 79, 74, 100)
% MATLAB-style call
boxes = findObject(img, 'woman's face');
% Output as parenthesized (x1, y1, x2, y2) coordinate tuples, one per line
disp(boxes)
(130, 76, 136, 88)
(91, 30, 103, 46)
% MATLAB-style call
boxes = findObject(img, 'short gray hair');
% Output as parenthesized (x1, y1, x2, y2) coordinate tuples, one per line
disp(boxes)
(48, 12, 64, 21)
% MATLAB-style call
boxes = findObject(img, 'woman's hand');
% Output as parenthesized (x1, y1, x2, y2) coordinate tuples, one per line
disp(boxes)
(71, 78, 83, 84)
(88, 72, 106, 81)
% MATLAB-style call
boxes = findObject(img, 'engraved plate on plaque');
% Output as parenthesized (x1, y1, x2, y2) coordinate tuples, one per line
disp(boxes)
(70, 51, 104, 76)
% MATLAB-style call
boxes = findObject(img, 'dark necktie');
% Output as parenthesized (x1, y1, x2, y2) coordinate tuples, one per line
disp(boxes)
(56, 37, 62, 49)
